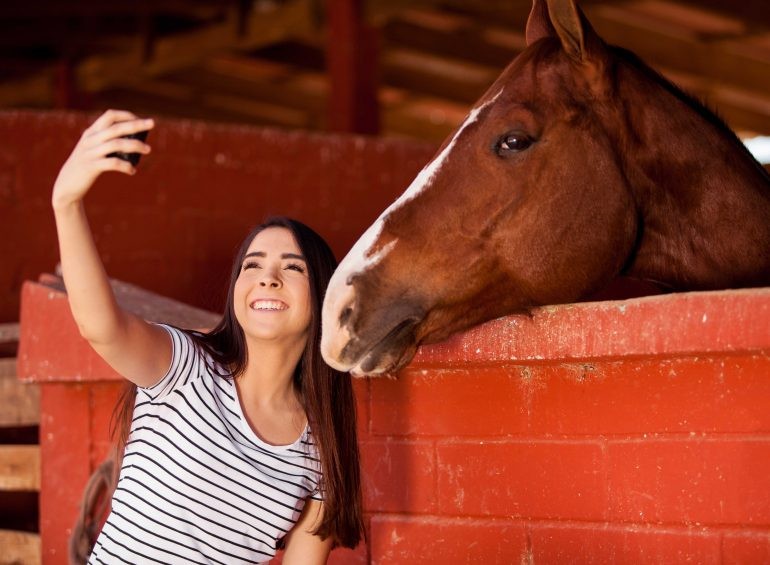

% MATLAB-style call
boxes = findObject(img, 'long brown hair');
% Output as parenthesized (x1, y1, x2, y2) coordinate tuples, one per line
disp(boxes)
(113, 217, 364, 548)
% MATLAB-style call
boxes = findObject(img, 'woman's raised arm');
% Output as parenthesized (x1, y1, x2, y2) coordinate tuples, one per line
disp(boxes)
(52, 109, 170, 387)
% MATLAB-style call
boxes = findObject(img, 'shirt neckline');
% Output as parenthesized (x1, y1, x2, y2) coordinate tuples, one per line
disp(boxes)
(229, 377, 309, 453)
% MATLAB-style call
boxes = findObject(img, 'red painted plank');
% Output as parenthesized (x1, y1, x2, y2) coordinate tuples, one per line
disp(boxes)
(529, 523, 721, 564)
(360, 440, 436, 513)
(371, 355, 770, 437)
(371, 366, 529, 437)
(369, 516, 527, 564)
(17, 279, 219, 383)
(411, 288, 770, 366)
(39, 384, 92, 563)
(18, 281, 122, 383)
(436, 441, 608, 520)
(608, 440, 770, 525)
(89, 383, 124, 468)
(722, 532, 770, 564)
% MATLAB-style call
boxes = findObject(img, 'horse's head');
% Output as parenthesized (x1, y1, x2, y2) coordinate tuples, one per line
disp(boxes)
(320, 0, 643, 374)
(323, 0, 770, 376)
(321, 0, 640, 375)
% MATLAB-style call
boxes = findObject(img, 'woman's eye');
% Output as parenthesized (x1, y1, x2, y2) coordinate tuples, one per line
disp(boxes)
(286, 263, 306, 273)
(242, 261, 259, 271)
(496, 132, 533, 154)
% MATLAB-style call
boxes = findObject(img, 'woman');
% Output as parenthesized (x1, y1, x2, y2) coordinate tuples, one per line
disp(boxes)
(52, 109, 364, 564)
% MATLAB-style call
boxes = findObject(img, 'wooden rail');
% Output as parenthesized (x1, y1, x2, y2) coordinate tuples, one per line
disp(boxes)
(0, 321, 41, 565)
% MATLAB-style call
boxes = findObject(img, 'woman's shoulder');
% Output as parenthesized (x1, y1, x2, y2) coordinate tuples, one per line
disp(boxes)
(156, 324, 221, 364)
(141, 323, 228, 398)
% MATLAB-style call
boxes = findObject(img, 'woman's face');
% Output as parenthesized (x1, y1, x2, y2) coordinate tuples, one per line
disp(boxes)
(233, 227, 312, 347)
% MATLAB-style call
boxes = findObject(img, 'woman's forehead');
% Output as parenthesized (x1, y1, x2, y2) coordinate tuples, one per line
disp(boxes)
(246, 226, 301, 255)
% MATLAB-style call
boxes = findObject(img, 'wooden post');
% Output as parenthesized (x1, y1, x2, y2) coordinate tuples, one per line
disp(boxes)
(325, 0, 380, 135)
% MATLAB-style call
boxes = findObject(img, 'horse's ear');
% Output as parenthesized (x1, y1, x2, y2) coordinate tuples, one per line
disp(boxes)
(525, 0, 556, 46)
(545, 0, 605, 63)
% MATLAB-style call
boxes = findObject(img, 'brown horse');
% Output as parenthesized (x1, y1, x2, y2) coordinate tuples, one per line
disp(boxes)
(321, 0, 770, 376)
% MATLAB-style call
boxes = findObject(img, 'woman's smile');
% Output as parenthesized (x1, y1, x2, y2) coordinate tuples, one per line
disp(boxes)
(249, 299, 289, 311)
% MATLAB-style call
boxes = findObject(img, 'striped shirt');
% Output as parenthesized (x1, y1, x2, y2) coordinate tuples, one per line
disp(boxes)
(89, 324, 323, 564)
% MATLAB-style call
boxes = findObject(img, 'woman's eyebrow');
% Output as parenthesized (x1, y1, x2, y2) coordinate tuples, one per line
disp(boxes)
(243, 251, 306, 261)
(282, 253, 306, 261)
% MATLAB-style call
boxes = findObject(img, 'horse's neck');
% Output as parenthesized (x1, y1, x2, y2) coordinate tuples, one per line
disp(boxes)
(622, 106, 770, 290)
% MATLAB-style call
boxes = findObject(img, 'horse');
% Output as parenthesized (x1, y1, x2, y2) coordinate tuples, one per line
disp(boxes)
(321, 0, 770, 376)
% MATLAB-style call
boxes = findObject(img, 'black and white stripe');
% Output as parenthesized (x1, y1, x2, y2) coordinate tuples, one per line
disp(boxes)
(88, 325, 322, 564)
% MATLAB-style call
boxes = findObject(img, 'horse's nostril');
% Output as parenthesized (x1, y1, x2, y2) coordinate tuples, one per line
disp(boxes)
(339, 306, 353, 326)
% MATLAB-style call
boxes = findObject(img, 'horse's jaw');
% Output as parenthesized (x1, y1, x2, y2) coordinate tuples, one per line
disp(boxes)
(346, 319, 421, 377)
(321, 258, 427, 376)
(322, 312, 423, 376)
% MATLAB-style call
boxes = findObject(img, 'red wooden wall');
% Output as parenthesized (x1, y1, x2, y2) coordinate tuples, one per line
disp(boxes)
(359, 289, 770, 563)
(0, 110, 435, 323)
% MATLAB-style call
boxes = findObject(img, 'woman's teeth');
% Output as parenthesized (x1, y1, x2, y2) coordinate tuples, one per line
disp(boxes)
(250, 300, 287, 311)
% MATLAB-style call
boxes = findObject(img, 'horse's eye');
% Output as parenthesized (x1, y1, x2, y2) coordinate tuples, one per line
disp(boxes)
(497, 133, 533, 154)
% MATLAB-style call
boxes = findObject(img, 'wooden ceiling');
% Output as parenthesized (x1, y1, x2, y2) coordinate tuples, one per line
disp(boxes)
(2, 0, 769, 143)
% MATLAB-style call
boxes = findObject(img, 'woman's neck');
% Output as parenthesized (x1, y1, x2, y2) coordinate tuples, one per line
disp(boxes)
(234, 337, 308, 446)
(238, 336, 305, 410)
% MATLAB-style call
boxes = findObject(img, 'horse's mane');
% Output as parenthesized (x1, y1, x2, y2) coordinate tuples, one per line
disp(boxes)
(610, 45, 770, 183)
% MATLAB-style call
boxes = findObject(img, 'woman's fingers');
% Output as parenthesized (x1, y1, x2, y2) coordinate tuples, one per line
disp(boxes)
(52, 110, 150, 209)
(90, 137, 151, 159)
(84, 109, 139, 137)
(88, 118, 154, 147)
(96, 157, 136, 176)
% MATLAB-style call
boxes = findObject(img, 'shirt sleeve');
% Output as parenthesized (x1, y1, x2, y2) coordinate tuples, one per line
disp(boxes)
(139, 324, 206, 401)
(306, 432, 324, 501)
(310, 487, 324, 502)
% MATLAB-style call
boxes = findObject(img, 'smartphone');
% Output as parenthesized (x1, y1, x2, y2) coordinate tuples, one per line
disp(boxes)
(108, 130, 150, 167)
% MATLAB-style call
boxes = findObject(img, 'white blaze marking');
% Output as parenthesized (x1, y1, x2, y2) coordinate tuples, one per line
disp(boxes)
(334, 88, 504, 283)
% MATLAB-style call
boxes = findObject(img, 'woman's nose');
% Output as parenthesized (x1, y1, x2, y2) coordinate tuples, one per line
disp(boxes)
(259, 269, 282, 288)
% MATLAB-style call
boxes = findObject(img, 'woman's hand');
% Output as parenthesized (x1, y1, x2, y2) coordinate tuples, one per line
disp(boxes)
(52, 109, 154, 209)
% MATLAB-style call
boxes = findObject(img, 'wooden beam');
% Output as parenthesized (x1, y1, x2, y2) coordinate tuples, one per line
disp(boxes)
(381, 12, 523, 68)
(325, 0, 380, 134)
(671, 0, 770, 30)
(585, 4, 770, 101)
(0, 360, 40, 426)
(169, 61, 327, 116)
(382, 101, 461, 142)
(77, 0, 314, 92)
(0, 359, 15, 378)
(382, 47, 498, 103)
(0, 0, 315, 108)
(0, 446, 40, 491)
(202, 93, 311, 127)
(0, 323, 19, 343)
(0, 72, 53, 106)
(366, 0, 533, 30)
(0, 0, 223, 18)
(0, 530, 40, 565)
(625, 0, 746, 37)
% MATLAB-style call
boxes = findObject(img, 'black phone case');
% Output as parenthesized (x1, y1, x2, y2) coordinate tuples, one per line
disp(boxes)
(107, 130, 149, 166)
